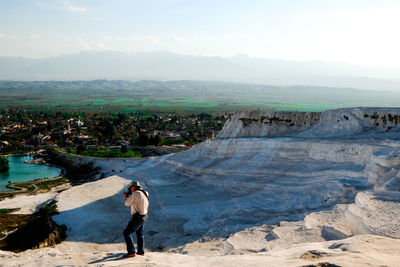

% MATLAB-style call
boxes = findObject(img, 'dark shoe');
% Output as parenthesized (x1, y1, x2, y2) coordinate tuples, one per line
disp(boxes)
(137, 253, 145, 256)
(123, 253, 136, 258)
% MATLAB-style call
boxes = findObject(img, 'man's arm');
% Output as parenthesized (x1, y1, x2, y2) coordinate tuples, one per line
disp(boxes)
(124, 192, 136, 206)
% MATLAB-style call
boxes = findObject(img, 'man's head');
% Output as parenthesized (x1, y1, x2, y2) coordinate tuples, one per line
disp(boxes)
(129, 181, 142, 192)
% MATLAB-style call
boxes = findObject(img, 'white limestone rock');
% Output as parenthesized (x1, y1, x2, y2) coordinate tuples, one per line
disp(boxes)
(218, 107, 400, 139)
(216, 111, 321, 139)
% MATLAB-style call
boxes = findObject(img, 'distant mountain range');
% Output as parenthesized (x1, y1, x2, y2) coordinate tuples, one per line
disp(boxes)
(1, 51, 400, 91)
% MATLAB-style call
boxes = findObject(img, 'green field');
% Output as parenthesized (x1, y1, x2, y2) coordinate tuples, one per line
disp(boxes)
(0, 95, 339, 113)
(1, 80, 399, 113)
(67, 148, 143, 158)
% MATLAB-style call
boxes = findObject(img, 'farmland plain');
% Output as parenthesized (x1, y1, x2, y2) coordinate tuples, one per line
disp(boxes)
(1, 80, 400, 113)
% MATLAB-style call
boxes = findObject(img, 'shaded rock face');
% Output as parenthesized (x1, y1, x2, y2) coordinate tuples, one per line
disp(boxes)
(218, 107, 400, 139)
(1, 201, 67, 252)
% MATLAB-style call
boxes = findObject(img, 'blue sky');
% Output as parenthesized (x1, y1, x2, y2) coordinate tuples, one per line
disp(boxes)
(1, 0, 400, 68)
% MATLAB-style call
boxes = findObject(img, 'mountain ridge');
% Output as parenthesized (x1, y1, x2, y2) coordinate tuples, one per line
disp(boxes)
(1, 51, 400, 91)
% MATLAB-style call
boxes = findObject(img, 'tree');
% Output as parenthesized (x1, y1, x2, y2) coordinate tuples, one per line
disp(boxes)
(131, 133, 137, 146)
(120, 144, 128, 153)
(76, 144, 86, 155)
(0, 156, 9, 172)
(102, 120, 116, 140)
(152, 134, 161, 146)
(137, 133, 149, 146)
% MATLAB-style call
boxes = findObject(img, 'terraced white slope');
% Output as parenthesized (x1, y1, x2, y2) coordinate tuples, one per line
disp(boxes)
(2, 107, 400, 266)
(52, 108, 400, 251)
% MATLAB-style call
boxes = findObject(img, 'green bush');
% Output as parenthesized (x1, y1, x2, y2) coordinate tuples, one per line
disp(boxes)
(161, 137, 183, 146)
(0, 208, 19, 214)
(81, 148, 142, 158)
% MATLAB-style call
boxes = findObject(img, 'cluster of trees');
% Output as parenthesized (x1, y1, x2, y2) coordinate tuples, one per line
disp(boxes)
(1, 109, 226, 153)
(133, 132, 162, 146)
(70, 146, 142, 158)
(0, 156, 9, 172)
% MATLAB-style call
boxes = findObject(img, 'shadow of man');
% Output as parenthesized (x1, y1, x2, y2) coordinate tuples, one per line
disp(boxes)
(88, 252, 125, 264)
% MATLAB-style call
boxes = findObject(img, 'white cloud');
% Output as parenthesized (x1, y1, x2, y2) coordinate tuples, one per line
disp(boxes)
(102, 35, 160, 43)
(65, 1, 86, 13)
(171, 34, 188, 43)
(76, 37, 91, 50)
(238, 33, 255, 40)
(146, 36, 160, 43)
(30, 34, 41, 40)
(68, 5, 86, 13)
(128, 35, 160, 43)
(75, 37, 110, 51)
(96, 43, 109, 50)
(226, 34, 255, 41)
(0, 33, 17, 40)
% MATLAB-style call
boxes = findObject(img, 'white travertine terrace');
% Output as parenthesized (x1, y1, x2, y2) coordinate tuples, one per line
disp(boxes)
(1, 107, 400, 266)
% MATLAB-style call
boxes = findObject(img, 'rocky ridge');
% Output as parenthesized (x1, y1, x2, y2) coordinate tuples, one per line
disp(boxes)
(218, 107, 400, 139)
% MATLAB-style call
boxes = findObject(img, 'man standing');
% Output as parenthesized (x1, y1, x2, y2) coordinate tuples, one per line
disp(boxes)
(123, 181, 149, 258)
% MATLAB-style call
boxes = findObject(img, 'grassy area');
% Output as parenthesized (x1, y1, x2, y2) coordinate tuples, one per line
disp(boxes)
(0, 208, 20, 214)
(0, 176, 69, 200)
(5, 95, 400, 114)
(1, 94, 393, 113)
(2, 80, 400, 114)
(0, 213, 31, 241)
(161, 138, 184, 146)
(68, 148, 143, 158)
(82, 148, 142, 158)
(36, 177, 69, 190)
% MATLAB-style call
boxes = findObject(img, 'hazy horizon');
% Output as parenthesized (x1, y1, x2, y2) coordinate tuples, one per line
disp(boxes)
(1, 50, 400, 92)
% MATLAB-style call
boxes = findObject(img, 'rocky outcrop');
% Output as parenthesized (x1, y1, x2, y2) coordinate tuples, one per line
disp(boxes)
(217, 111, 321, 138)
(217, 107, 400, 139)
(1, 200, 66, 252)
(301, 107, 400, 138)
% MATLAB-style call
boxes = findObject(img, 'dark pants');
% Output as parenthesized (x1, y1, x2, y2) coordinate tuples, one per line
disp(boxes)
(123, 213, 147, 254)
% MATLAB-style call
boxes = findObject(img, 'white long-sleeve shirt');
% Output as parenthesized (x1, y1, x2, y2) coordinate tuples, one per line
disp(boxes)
(124, 190, 149, 215)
